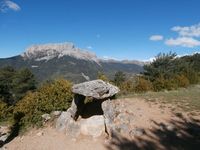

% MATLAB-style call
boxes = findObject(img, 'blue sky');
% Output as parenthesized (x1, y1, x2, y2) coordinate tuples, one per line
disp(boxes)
(1, 0, 200, 60)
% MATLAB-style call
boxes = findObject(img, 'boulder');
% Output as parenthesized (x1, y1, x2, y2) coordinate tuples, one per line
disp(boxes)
(72, 80, 120, 99)
(56, 111, 72, 131)
(80, 115, 105, 138)
(65, 119, 81, 138)
(101, 99, 115, 135)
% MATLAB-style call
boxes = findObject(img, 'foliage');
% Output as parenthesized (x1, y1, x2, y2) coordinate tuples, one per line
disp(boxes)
(0, 66, 36, 105)
(119, 79, 135, 94)
(97, 72, 109, 82)
(12, 68, 36, 103)
(0, 100, 8, 121)
(14, 79, 73, 128)
(175, 74, 190, 88)
(143, 52, 199, 91)
(0, 66, 16, 104)
(135, 76, 152, 92)
(0, 99, 14, 123)
(113, 71, 126, 86)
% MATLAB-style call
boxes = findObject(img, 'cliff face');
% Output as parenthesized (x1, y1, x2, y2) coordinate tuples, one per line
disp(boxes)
(0, 42, 144, 83)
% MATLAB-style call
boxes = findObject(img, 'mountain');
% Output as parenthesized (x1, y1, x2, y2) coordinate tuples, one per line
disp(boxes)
(0, 42, 144, 83)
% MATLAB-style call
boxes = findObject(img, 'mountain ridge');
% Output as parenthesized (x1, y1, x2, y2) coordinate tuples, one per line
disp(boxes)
(0, 42, 144, 83)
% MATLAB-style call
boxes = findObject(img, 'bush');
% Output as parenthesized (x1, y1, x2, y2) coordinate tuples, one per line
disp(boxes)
(14, 79, 73, 128)
(119, 80, 135, 94)
(0, 100, 8, 121)
(135, 76, 152, 92)
(0, 100, 14, 123)
(97, 72, 109, 82)
(175, 75, 190, 88)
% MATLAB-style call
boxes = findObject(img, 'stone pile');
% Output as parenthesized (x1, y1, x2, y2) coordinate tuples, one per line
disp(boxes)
(56, 80, 120, 138)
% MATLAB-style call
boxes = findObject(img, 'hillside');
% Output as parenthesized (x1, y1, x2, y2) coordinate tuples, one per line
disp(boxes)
(0, 43, 144, 83)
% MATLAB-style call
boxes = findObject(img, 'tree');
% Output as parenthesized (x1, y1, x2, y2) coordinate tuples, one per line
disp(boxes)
(12, 68, 36, 103)
(0, 66, 16, 104)
(114, 71, 126, 86)
(143, 52, 177, 82)
(0, 67, 36, 105)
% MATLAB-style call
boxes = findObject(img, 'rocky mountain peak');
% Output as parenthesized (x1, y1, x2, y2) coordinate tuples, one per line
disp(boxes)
(21, 42, 99, 63)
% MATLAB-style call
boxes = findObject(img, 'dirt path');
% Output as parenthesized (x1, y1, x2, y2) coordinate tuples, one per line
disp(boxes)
(3, 98, 200, 150)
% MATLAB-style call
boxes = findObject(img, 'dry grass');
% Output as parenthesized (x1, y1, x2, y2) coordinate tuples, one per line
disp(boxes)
(120, 85, 200, 112)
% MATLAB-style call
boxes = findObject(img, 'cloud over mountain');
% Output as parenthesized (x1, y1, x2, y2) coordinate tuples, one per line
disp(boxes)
(149, 35, 164, 41)
(0, 0, 21, 12)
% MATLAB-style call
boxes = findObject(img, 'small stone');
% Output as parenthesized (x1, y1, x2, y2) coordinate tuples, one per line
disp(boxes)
(36, 132, 44, 136)
(176, 132, 182, 137)
(167, 125, 175, 131)
(51, 111, 61, 116)
(41, 113, 51, 122)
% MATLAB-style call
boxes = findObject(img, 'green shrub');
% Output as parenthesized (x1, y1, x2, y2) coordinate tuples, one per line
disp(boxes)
(152, 77, 165, 91)
(135, 76, 152, 92)
(175, 75, 190, 88)
(119, 80, 135, 94)
(14, 79, 73, 128)
(0, 100, 8, 121)
(97, 72, 109, 82)
(0, 100, 14, 123)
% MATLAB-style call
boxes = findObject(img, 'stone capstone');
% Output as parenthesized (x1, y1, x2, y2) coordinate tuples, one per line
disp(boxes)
(72, 80, 120, 99)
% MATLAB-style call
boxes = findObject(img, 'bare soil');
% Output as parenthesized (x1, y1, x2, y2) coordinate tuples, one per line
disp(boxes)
(3, 98, 200, 150)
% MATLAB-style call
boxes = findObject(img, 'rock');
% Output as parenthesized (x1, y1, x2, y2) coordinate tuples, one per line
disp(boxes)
(80, 115, 105, 138)
(36, 132, 44, 136)
(70, 95, 85, 120)
(0, 126, 10, 143)
(167, 125, 175, 131)
(116, 124, 129, 135)
(115, 113, 131, 124)
(72, 80, 120, 99)
(129, 128, 145, 138)
(51, 111, 61, 116)
(56, 111, 72, 131)
(41, 113, 51, 122)
(102, 99, 115, 135)
(57, 80, 120, 138)
(0, 146, 6, 150)
(65, 119, 81, 138)
(0, 134, 9, 142)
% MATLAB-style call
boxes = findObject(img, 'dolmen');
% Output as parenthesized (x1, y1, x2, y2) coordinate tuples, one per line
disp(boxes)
(56, 80, 120, 138)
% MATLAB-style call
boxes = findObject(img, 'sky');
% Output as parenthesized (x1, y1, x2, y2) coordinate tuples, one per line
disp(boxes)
(1, 0, 200, 60)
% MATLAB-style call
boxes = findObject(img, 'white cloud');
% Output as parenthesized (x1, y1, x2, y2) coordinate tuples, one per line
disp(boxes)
(149, 35, 163, 41)
(171, 23, 200, 37)
(102, 56, 119, 60)
(86, 46, 93, 49)
(0, 0, 21, 12)
(165, 37, 200, 48)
